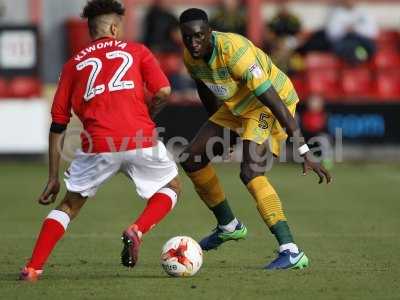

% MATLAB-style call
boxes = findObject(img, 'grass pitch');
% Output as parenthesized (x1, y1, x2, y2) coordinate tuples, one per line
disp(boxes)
(1, 162, 399, 299)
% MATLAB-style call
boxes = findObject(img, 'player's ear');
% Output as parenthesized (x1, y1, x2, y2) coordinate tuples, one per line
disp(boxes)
(206, 26, 212, 40)
(206, 25, 212, 39)
(112, 17, 124, 39)
(110, 23, 117, 38)
(206, 22, 212, 33)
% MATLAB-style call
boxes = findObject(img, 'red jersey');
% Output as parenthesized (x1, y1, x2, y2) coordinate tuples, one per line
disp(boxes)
(51, 37, 170, 153)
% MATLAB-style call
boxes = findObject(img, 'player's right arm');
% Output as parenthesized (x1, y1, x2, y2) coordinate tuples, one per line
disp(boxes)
(148, 86, 171, 119)
(140, 45, 171, 119)
(39, 65, 73, 205)
(194, 80, 220, 116)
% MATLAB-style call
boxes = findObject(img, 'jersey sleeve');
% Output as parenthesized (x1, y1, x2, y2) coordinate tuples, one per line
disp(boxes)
(140, 45, 170, 94)
(227, 37, 272, 97)
(51, 64, 73, 125)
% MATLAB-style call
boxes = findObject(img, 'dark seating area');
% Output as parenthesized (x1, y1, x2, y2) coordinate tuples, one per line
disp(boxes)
(290, 30, 400, 102)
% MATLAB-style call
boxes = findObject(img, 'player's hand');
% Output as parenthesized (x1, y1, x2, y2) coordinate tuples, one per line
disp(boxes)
(302, 154, 332, 184)
(38, 178, 60, 205)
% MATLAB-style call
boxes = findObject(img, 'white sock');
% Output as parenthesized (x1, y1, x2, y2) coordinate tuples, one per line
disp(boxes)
(218, 218, 239, 232)
(47, 210, 70, 230)
(279, 243, 299, 254)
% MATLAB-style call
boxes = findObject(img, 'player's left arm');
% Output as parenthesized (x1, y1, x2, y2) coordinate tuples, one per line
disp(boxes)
(257, 87, 332, 184)
(140, 45, 171, 119)
(229, 44, 331, 184)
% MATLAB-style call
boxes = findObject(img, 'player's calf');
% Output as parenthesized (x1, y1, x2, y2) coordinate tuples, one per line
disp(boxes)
(240, 145, 304, 267)
(121, 181, 180, 268)
(19, 193, 86, 281)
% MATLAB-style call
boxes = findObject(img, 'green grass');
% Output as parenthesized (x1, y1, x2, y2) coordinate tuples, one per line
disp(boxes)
(1, 162, 399, 299)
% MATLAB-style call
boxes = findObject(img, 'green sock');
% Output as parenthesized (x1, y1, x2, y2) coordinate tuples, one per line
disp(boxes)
(210, 199, 235, 226)
(270, 221, 294, 245)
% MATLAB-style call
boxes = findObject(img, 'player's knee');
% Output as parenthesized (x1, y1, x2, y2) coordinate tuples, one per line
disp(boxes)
(179, 150, 192, 171)
(160, 177, 180, 210)
(56, 202, 78, 220)
(56, 192, 86, 220)
(179, 149, 207, 173)
(165, 177, 181, 198)
(240, 164, 264, 185)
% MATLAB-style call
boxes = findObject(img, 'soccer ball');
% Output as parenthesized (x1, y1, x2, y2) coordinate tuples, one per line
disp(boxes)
(161, 236, 203, 277)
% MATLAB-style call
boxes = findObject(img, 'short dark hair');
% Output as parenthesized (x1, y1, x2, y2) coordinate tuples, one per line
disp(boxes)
(82, 0, 125, 35)
(179, 8, 208, 24)
(82, 0, 125, 19)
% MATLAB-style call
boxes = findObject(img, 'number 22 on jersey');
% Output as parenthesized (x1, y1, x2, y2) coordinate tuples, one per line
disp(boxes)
(76, 50, 135, 101)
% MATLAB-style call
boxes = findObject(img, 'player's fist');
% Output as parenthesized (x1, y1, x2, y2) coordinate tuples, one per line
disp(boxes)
(38, 178, 60, 205)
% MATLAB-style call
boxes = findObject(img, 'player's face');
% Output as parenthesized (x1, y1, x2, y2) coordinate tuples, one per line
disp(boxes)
(180, 21, 212, 59)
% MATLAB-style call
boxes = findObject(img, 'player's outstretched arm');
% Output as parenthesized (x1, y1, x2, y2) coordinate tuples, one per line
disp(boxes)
(194, 80, 220, 116)
(38, 129, 66, 205)
(257, 87, 332, 184)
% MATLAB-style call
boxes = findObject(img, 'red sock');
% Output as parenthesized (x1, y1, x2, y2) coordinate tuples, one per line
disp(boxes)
(27, 210, 70, 270)
(132, 188, 177, 234)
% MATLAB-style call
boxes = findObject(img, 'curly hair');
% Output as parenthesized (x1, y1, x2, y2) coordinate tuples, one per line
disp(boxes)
(82, 0, 125, 19)
(82, 0, 125, 37)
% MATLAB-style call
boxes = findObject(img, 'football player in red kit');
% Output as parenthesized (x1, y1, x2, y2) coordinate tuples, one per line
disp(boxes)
(20, 0, 180, 281)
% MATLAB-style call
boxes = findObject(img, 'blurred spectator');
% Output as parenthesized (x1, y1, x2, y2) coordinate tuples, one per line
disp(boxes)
(142, 0, 190, 96)
(301, 95, 327, 137)
(142, 0, 180, 53)
(210, 0, 246, 35)
(297, 0, 378, 65)
(269, 1, 301, 38)
(326, 0, 378, 64)
(263, 1, 302, 74)
(301, 94, 333, 169)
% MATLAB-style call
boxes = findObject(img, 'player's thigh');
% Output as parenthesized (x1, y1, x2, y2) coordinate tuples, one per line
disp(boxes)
(180, 120, 233, 172)
(242, 104, 296, 157)
(185, 120, 227, 156)
(242, 139, 269, 169)
(65, 150, 121, 198)
(123, 141, 179, 200)
(208, 105, 241, 155)
(241, 107, 275, 144)
(240, 140, 270, 183)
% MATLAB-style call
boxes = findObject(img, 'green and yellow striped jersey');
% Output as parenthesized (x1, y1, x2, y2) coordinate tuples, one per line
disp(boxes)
(183, 31, 299, 117)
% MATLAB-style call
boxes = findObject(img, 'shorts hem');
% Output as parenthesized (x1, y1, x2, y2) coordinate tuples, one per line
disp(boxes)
(138, 168, 179, 200)
(64, 179, 95, 198)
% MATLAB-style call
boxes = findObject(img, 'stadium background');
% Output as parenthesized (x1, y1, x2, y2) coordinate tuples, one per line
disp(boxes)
(1, 0, 400, 158)
(0, 1, 399, 299)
